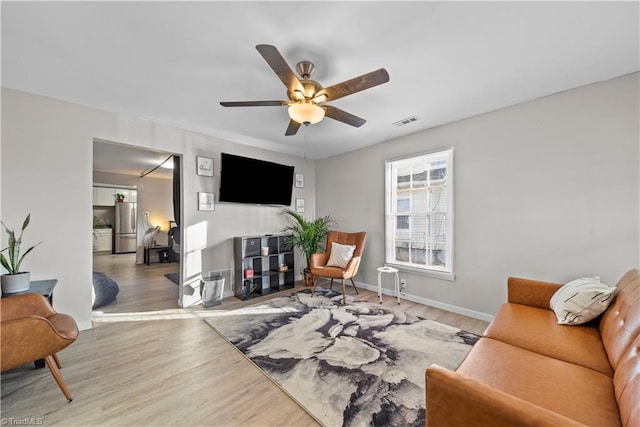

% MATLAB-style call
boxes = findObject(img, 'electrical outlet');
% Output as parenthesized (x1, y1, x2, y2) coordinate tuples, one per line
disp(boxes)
(400, 279, 407, 289)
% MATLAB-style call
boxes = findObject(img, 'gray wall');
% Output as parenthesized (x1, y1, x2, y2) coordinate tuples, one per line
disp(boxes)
(316, 73, 639, 319)
(1, 88, 315, 329)
(2, 73, 637, 326)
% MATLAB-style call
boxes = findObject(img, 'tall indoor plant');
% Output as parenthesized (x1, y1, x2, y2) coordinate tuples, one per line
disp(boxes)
(1, 214, 42, 293)
(281, 208, 334, 286)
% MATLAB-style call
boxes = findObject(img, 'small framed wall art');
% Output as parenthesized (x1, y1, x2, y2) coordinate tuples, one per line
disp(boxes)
(295, 198, 305, 213)
(198, 192, 215, 211)
(295, 173, 304, 188)
(196, 156, 214, 176)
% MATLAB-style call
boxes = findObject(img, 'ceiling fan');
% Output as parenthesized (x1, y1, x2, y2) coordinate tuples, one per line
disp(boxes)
(220, 44, 390, 136)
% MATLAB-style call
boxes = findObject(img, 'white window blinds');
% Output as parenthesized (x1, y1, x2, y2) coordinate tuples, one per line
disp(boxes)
(385, 147, 454, 280)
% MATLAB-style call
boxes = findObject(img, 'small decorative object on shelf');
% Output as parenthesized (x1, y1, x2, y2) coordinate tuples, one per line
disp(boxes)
(244, 269, 254, 279)
(116, 193, 125, 203)
(243, 280, 259, 300)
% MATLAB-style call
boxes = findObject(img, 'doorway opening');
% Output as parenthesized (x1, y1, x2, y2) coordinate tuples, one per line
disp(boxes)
(92, 139, 182, 315)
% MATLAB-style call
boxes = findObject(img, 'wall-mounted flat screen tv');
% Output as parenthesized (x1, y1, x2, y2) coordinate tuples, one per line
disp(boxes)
(219, 153, 295, 206)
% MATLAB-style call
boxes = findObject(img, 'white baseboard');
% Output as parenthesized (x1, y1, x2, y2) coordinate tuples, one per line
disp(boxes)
(354, 281, 494, 323)
(78, 321, 93, 331)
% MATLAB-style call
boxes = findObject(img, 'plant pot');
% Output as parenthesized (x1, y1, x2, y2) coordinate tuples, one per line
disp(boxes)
(303, 268, 315, 287)
(1, 272, 31, 294)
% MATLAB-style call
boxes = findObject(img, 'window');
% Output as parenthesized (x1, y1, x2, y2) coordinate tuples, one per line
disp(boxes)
(385, 148, 454, 280)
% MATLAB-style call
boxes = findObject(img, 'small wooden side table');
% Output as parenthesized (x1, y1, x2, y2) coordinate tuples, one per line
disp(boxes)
(144, 246, 171, 265)
(2, 279, 57, 305)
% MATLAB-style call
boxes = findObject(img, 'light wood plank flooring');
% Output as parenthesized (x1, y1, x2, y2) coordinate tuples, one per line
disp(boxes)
(92, 252, 181, 313)
(1, 254, 489, 426)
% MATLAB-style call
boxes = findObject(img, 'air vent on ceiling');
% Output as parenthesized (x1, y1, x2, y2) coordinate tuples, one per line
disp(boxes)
(392, 116, 420, 127)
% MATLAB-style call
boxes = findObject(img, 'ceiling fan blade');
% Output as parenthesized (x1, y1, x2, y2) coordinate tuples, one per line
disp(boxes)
(285, 120, 301, 136)
(317, 68, 389, 102)
(220, 101, 288, 107)
(323, 105, 366, 127)
(256, 44, 305, 94)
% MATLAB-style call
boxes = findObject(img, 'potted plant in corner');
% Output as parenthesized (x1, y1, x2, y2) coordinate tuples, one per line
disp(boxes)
(281, 208, 334, 286)
(1, 214, 42, 293)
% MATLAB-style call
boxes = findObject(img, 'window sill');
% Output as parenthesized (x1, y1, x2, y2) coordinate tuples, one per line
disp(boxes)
(385, 263, 455, 282)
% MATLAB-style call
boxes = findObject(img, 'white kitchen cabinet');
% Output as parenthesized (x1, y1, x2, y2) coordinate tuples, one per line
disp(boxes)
(93, 186, 137, 205)
(114, 188, 137, 203)
(94, 187, 115, 206)
(93, 229, 113, 252)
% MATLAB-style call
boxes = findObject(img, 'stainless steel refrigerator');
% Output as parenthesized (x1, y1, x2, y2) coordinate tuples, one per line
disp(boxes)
(115, 202, 137, 253)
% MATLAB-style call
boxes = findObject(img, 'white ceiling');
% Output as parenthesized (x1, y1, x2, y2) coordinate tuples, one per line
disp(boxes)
(2, 1, 638, 177)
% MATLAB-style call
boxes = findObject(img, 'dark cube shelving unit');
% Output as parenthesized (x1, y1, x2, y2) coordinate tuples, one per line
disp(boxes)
(234, 234, 295, 300)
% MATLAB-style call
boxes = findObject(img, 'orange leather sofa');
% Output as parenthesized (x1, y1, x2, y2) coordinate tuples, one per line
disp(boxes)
(425, 268, 639, 427)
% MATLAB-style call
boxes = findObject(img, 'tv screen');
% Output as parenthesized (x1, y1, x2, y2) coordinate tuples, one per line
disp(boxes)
(219, 153, 295, 206)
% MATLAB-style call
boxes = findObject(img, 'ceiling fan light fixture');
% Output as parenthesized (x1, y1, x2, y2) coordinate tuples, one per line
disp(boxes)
(288, 102, 325, 125)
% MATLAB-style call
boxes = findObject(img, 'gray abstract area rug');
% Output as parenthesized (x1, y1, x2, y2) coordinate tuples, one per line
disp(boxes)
(204, 288, 479, 427)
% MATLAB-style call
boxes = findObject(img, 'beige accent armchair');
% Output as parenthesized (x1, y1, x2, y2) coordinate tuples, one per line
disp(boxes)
(1, 293, 79, 401)
(310, 231, 367, 304)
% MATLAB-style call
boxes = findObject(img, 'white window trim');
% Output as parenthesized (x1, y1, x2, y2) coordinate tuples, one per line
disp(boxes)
(384, 147, 455, 281)
(386, 262, 456, 281)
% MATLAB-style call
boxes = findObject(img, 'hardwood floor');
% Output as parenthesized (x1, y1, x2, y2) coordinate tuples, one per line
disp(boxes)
(1, 254, 489, 426)
(92, 252, 181, 313)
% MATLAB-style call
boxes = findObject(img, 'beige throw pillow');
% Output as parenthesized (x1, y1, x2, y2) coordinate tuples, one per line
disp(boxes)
(326, 242, 356, 269)
(550, 277, 616, 325)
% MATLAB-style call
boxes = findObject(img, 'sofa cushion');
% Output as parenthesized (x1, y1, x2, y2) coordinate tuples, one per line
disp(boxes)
(457, 337, 621, 427)
(485, 303, 613, 376)
(614, 335, 640, 427)
(550, 277, 616, 325)
(600, 269, 640, 370)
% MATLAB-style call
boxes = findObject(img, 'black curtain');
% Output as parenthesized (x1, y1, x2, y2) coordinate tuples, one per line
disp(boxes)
(172, 156, 181, 227)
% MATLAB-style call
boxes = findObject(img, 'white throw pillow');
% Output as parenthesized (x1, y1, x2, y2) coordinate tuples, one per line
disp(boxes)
(550, 277, 616, 325)
(326, 242, 356, 269)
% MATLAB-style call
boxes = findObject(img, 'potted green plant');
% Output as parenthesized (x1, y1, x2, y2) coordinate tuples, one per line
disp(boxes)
(116, 193, 125, 203)
(281, 208, 334, 286)
(1, 214, 42, 293)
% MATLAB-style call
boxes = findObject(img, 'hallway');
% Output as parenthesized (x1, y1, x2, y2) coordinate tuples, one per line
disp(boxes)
(92, 252, 179, 314)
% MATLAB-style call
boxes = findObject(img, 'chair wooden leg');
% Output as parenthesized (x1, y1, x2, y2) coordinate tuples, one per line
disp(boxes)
(311, 275, 320, 297)
(329, 278, 334, 290)
(44, 355, 73, 401)
(341, 279, 346, 304)
(53, 353, 62, 369)
(350, 278, 359, 295)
